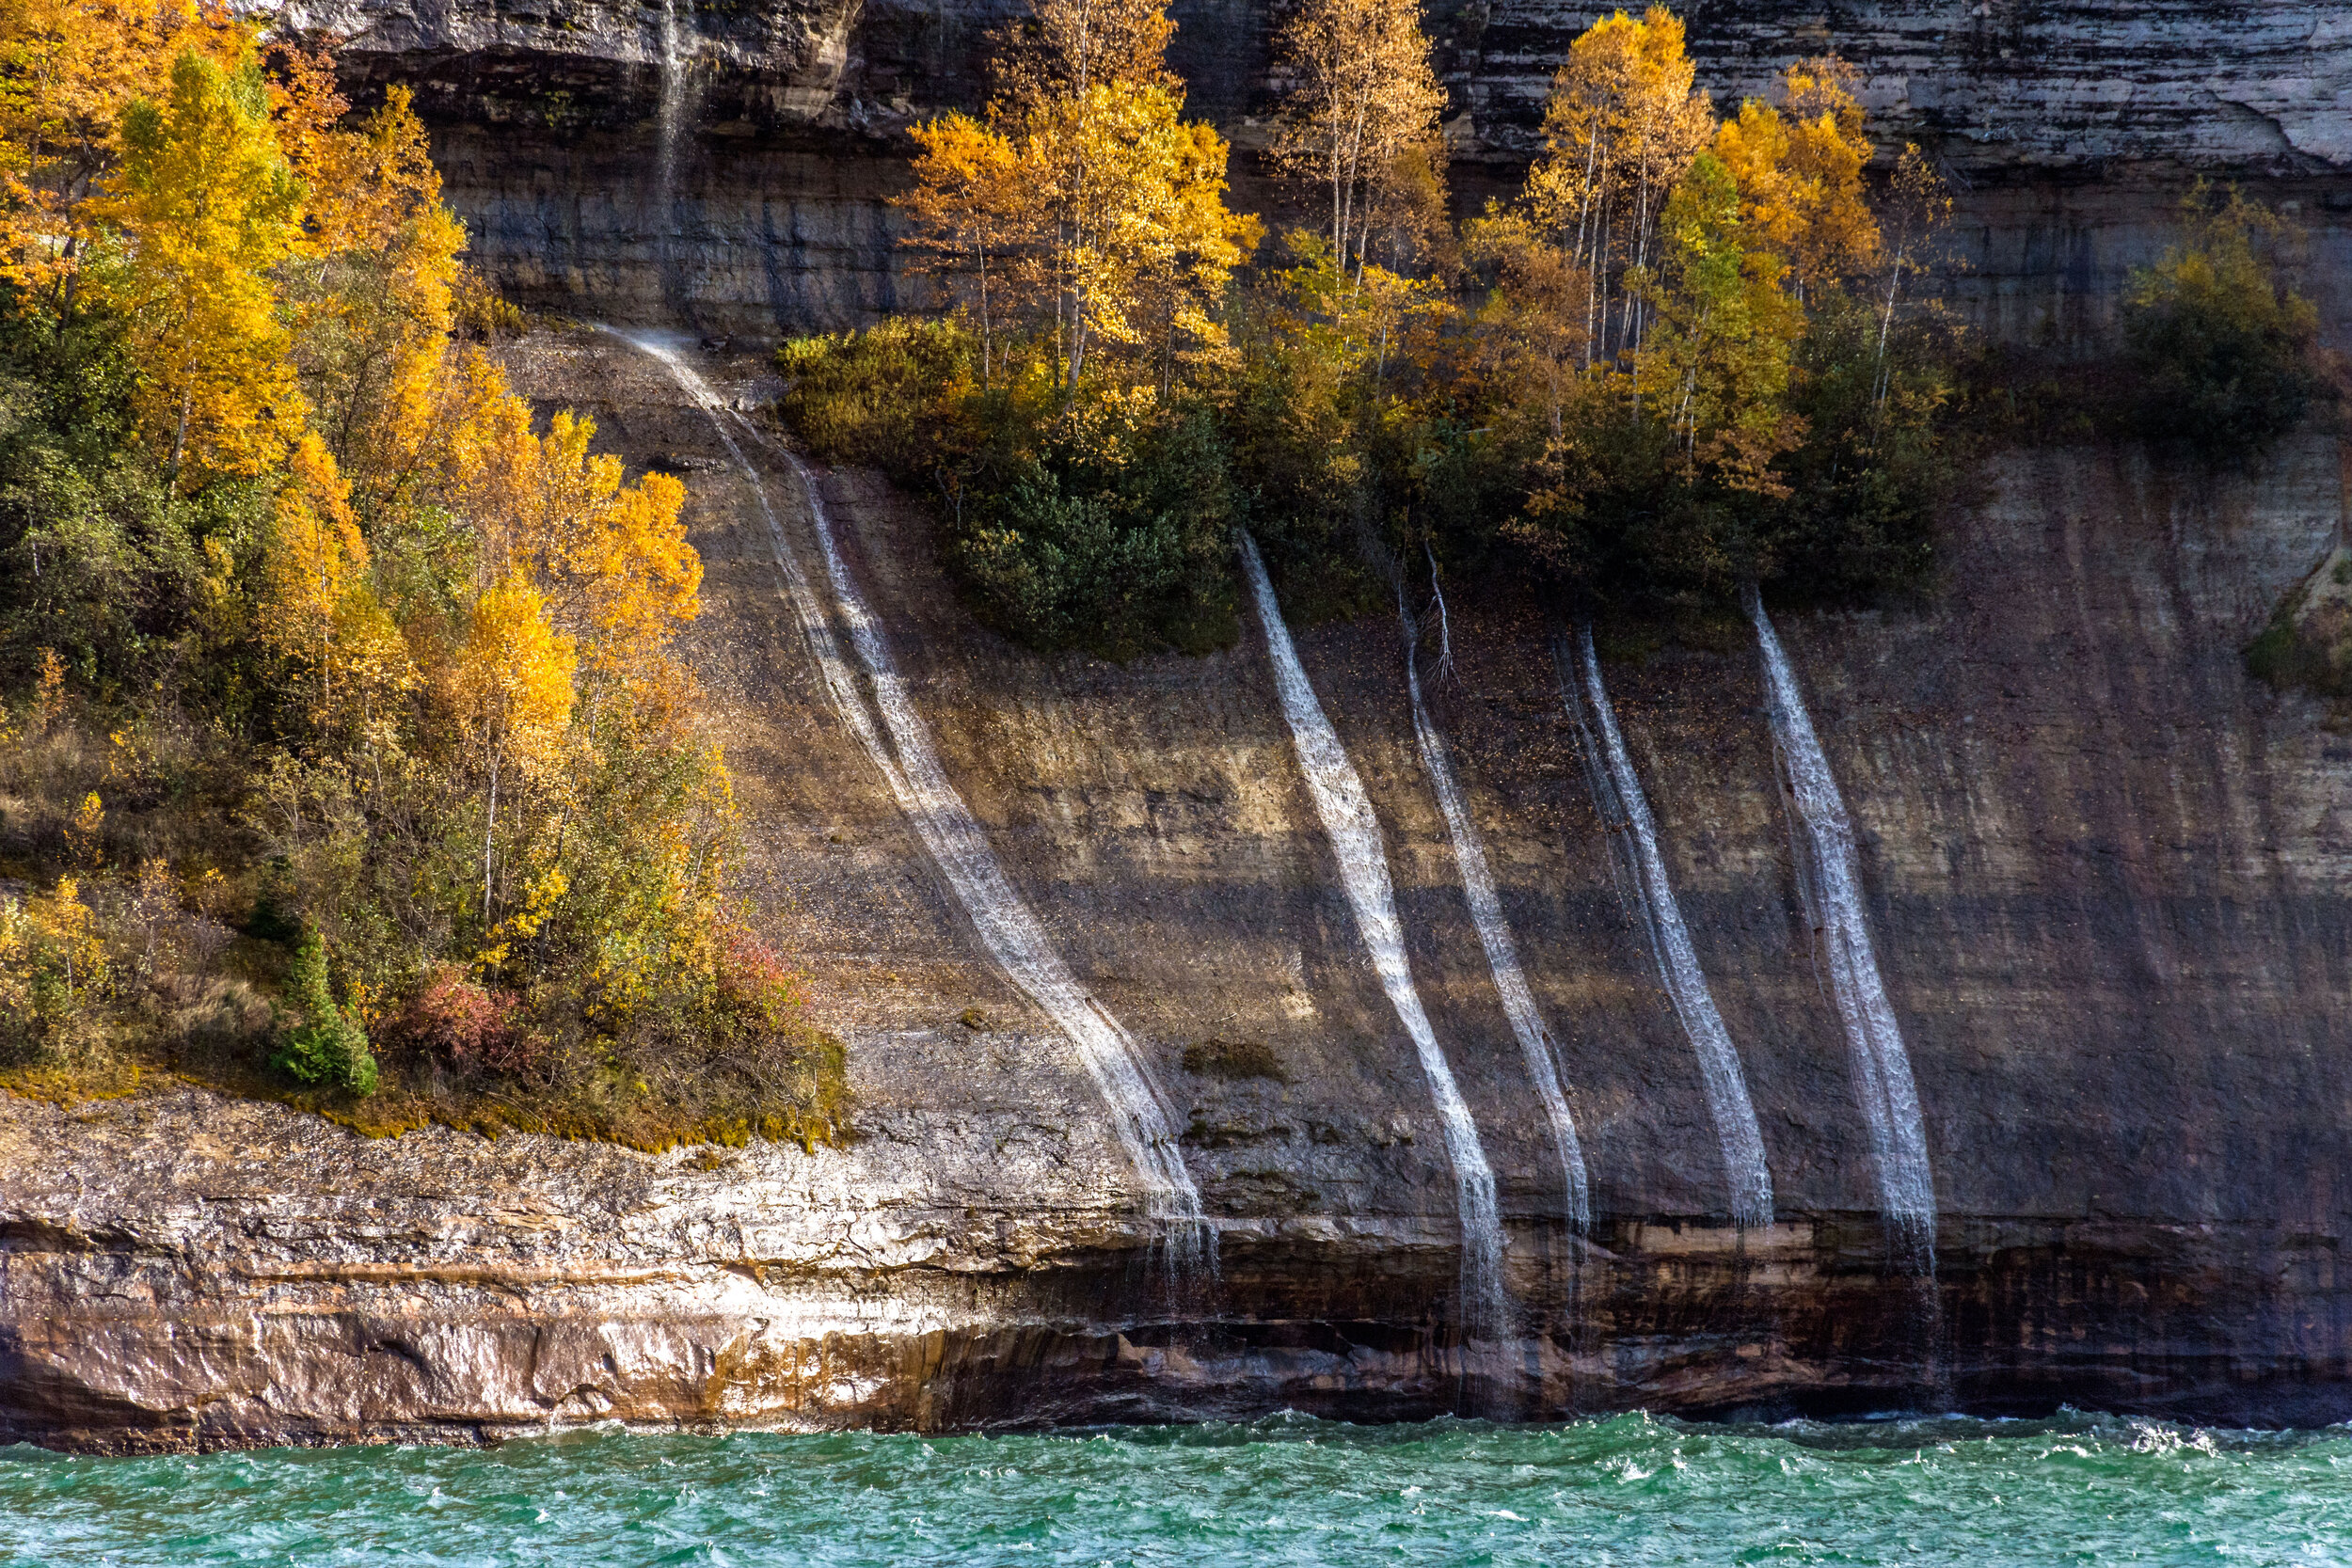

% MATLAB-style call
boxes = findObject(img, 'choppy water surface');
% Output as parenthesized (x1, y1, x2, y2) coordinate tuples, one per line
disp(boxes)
(8, 1410, 2351, 1566)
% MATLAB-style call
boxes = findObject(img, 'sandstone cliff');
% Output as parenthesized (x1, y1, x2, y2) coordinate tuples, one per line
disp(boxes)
(281, 0, 2352, 337)
(8, 334, 2351, 1449)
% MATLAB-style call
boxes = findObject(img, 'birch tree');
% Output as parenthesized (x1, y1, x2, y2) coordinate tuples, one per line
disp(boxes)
(1521, 6, 1713, 365)
(94, 48, 301, 483)
(899, 0, 1255, 394)
(1267, 0, 1448, 278)
(1632, 151, 1805, 492)
(901, 113, 1024, 383)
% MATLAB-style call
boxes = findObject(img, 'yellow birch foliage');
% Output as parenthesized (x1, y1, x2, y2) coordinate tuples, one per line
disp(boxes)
(1711, 58, 1878, 296)
(1635, 150, 1806, 493)
(899, 112, 1025, 379)
(1464, 207, 1592, 444)
(0, 876, 109, 1025)
(0, 895, 34, 1022)
(1777, 58, 1878, 284)
(1042, 82, 1258, 388)
(272, 54, 466, 498)
(990, 0, 1173, 104)
(437, 572, 576, 935)
(572, 464, 695, 652)
(0, 0, 244, 295)
(264, 430, 364, 662)
(1268, 0, 1450, 273)
(64, 789, 102, 865)
(904, 0, 1256, 394)
(94, 47, 302, 483)
(440, 357, 700, 658)
(1523, 7, 1715, 361)
(28, 646, 65, 738)
(262, 430, 418, 729)
(449, 574, 576, 783)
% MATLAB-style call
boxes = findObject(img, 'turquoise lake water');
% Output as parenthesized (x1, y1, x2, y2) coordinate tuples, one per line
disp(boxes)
(6, 1409, 2350, 1565)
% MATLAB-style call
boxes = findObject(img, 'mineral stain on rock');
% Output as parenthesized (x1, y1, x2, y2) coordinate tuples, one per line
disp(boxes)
(6, 0, 2352, 1450)
(8, 331, 2352, 1447)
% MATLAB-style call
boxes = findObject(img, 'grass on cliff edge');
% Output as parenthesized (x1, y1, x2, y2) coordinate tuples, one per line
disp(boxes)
(1, 707, 850, 1156)
(0, 1004, 850, 1155)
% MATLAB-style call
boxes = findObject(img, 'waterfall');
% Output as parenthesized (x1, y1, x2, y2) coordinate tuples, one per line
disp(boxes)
(610, 329, 1211, 1274)
(654, 0, 690, 309)
(1747, 596, 1936, 1261)
(1565, 627, 1774, 1230)
(1240, 535, 1508, 1335)
(604, 331, 885, 780)
(1400, 595, 1592, 1235)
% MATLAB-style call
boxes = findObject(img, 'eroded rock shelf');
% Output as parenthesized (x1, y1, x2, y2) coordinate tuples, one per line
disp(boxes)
(8, 329, 2351, 1448)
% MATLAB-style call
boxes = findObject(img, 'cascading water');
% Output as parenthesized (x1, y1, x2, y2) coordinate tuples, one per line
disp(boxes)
(792, 453, 1211, 1275)
(1564, 627, 1774, 1230)
(1240, 534, 1509, 1335)
(654, 0, 691, 310)
(1399, 594, 1592, 1235)
(1747, 594, 1936, 1262)
(610, 329, 1210, 1274)
(603, 331, 883, 778)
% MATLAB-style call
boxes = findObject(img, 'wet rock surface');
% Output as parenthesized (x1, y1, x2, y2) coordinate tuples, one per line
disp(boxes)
(8, 337, 2352, 1449)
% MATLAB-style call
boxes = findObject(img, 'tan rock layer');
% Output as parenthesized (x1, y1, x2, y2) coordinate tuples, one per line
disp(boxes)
(9, 341, 2352, 1447)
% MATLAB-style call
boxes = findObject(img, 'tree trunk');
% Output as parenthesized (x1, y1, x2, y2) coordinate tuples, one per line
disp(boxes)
(481, 745, 501, 929)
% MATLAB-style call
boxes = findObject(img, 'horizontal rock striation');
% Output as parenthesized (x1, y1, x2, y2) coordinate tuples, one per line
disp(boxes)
(298, 0, 2352, 172)
(9, 336, 2352, 1448)
(286, 0, 2352, 337)
(10, 1086, 2342, 1451)
(1471, 2, 2352, 173)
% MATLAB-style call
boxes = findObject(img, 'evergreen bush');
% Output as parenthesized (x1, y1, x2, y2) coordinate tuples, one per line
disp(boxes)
(269, 925, 378, 1096)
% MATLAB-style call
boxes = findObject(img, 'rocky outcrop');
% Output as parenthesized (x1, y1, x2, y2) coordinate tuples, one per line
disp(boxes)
(8, 335, 2352, 1449)
(1470, 2, 2352, 173)
(297, 0, 2352, 172)
(283, 0, 2352, 337)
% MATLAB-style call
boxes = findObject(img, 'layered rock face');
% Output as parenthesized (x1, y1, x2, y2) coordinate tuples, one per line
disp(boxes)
(289, 0, 2352, 338)
(8, 334, 2352, 1450)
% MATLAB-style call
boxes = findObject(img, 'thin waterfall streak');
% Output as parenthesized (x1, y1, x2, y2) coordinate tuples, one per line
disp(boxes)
(1402, 602, 1591, 1235)
(1571, 627, 1774, 1230)
(1554, 640, 1643, 927)
(656, 0, 686, 275)
(786, 434, 1210, 1279)
(609, 329, 1208, 1275)
(1747, 596, 1936, 1260)
(600, 331, 884, 770)
(1241, 534, 1508, 1336)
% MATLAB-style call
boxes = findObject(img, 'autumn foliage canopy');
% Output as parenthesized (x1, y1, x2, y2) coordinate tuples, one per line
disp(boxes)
(0, 0, 836, 1144)
(793, 1, 1971, 652)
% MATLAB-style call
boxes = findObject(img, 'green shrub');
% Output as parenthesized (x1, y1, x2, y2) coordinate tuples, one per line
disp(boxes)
(950, 407, 1239, 657)
(0, 305, 224, 701)
(2247, 548, 2352, 701)
(776, 325, 1248, 657)
(269, 924, 378, 1096)
(2124, 184, 2322, 465)
(776, 318, 975, 472)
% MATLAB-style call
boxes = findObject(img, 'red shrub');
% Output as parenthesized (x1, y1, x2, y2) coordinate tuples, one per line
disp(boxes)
(390, 966, 544, 1076)
(715, 927, 807, 1037)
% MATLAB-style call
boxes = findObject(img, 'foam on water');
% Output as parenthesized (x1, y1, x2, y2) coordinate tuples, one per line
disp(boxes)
(1565, 626, 1774, 1229)
(611, 330, 1207, 1273)
(8, 1412, 2345, 1566)
(1240, 534, 1508, 1333)
(1399, 594, 1591, 1234)
(1748, 594, 1937, 1260)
